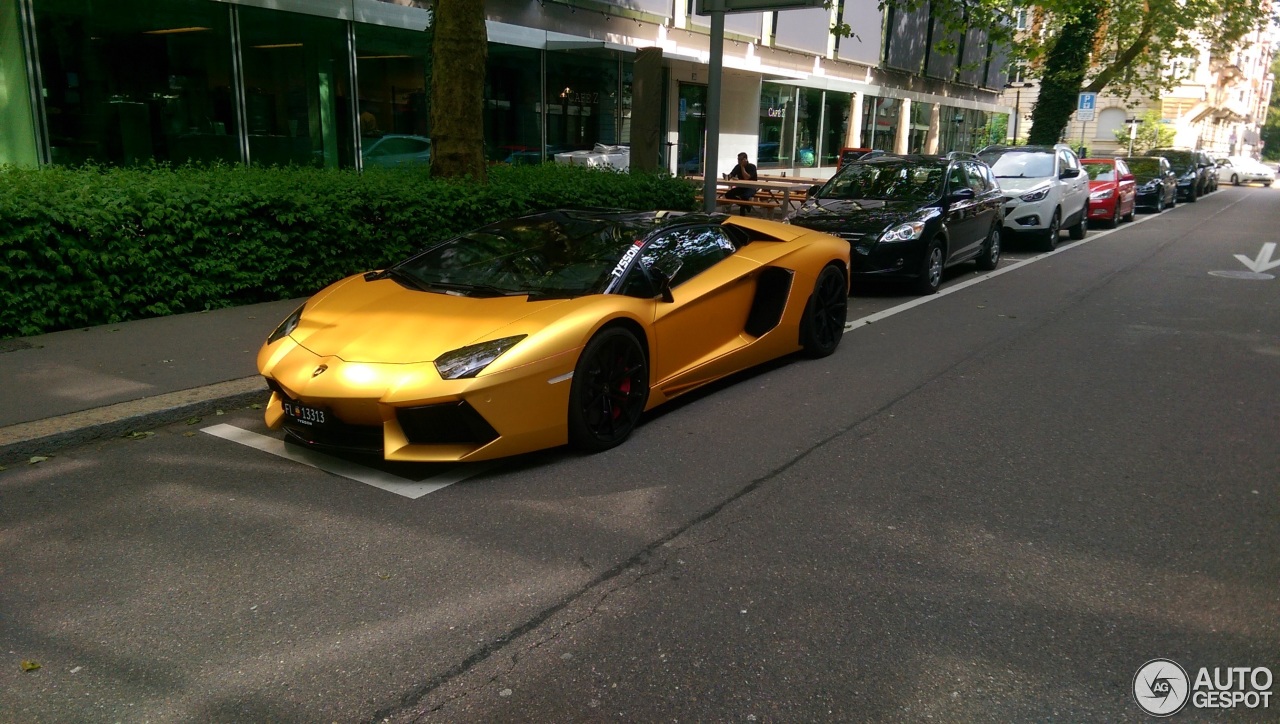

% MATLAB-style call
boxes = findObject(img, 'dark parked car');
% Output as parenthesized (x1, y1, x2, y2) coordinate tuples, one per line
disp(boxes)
(1120, 156, 1177, 212)
(1144, 148, 1213, 201)
(786, 153, 1004, 295)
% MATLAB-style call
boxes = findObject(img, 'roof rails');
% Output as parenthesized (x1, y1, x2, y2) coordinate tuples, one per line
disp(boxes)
(945, 151, 979, 160)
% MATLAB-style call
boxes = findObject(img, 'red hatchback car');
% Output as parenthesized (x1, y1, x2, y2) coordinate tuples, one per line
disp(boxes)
(1082, 157, 1137, 227)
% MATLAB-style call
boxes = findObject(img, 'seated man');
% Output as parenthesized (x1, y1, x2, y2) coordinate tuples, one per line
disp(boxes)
(723, 152, 758, 214)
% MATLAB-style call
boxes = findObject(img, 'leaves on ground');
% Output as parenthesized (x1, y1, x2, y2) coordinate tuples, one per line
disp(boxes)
(250, 403, 262, 410)
(28, 456, 48, 465)
(20, 660, 41, 672)
(124, 431, 155, 440)
(185, 416, 202, 425)
(215, 409, 225, 416)
(183, 431, 196, 438)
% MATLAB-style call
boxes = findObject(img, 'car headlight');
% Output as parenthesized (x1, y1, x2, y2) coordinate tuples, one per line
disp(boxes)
(434, 335, 527, 380)
(1090, 189, 1114, 200)
(878, 221, 926, 243)
(267, 305, 305, 344)
(1019, 187, 1051, 202)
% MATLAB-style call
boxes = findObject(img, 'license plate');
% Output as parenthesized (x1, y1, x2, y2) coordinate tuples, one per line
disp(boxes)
(281, 399, 327, 426)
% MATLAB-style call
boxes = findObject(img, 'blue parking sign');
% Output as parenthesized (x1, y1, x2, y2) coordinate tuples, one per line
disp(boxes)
(1077, 92, 1097, 121)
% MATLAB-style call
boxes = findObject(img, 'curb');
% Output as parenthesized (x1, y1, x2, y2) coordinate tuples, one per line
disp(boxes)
(0, 377, 270, 466)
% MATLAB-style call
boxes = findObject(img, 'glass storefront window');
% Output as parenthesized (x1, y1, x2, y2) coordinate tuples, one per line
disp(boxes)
(33, 0, 238, 166)
(758, 82, 794, 169)
(354, 22, 432, 169)
(485, 44, 542, 164)
(676, 82, 706, 175)
(239, 6, 353, 168)
(795, 89, 820, 167)
(909, 100, 932, 154)
(862, 96, 900, 151)
(821, 90, 852, 166)
(545, 49, 620, 154)
(937, 106, 987, 153)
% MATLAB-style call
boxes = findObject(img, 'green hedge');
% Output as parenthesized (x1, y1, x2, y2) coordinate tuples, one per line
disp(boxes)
(0, 163, 697, 339)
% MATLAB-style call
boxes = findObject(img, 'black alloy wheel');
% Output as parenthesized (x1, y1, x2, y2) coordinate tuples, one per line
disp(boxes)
(800, 264, 848, 358)
(976, 225, 1001, 271)
(1039, 211, 1061, 252)
(567, 327, 650, 452)
(1068, 210, 1088, 240)
(913, 239, 945, 295)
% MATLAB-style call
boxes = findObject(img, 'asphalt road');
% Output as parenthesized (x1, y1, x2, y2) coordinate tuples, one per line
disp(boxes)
(2, 187, 1277, 722)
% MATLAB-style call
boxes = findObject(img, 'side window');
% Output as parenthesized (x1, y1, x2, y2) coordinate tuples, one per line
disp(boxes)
(963, 162, 987, 193)
(1059, 150, 1079, 172)
(623, 226, 737, 293)
(947, 164, 969, 193)
(981, 164, 997, 191)
(1116, 159, 1129, 177)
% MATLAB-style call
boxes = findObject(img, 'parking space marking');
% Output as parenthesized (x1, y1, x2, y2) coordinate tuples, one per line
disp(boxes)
(843, 209, 1166, 332)
(201, 423, 495, 499)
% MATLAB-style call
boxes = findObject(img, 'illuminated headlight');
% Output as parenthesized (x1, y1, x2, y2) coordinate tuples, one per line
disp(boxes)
(267, 305, 304, 344)
(1019, 187, 1051, 202)
(434, 335, 527, 380)
(878, 221, 926, 243)
(1090, 189, 1115, 200)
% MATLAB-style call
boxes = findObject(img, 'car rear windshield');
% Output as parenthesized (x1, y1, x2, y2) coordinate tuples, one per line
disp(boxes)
(392, 212, 662, 298)
(816, 160, 945, 201)
(1124, 158, 1161, 176)
(1083, 163, 1116, 181)
(979, 150, 1055, 179)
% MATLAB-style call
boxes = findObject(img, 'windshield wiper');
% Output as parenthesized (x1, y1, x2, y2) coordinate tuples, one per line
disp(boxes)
(419, 280, 524, 297)
(365, 267, 431, 291)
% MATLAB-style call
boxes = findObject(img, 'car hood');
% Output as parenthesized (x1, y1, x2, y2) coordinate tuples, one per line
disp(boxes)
(994, 176, 1052, 194)
(290, 275, 572, 364)
(1088, 180, 1116, 191)
(789, 197, 923, 234)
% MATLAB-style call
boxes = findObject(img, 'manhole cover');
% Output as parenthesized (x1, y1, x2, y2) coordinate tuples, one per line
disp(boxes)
(1208, 270, 1275, 280)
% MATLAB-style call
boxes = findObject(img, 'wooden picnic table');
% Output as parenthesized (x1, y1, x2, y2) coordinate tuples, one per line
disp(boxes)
(685, 175, 816, 218)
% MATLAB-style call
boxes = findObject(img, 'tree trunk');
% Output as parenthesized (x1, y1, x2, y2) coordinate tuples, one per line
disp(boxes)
(429, 0, 487, 180)
(1026, 0, 1105, 146)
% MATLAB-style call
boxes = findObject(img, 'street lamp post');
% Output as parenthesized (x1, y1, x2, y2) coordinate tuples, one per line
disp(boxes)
(1004, 81, 1035, 143)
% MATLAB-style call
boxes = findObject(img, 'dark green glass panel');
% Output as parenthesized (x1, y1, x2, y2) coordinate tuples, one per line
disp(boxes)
(32, 0, 238, 166)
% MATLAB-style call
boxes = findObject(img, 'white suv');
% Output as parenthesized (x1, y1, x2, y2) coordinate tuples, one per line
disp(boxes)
(978, 144, 1090, 251)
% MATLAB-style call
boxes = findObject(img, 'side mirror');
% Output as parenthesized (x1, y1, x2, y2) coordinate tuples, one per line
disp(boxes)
(805, 184, 821, 199)
(650, 259, 683, 303)
(950, 187, 975, 200)
(1060, 167, 1081, 179)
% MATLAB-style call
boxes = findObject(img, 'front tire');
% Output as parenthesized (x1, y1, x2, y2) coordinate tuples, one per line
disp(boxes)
(976, 225, 1001, 271)
(799, 264, 848, 358)
(567, 327, 649, 453)
(912, 240, 945, 295)
(1039, 211, 1061, 252)
(1232, 174, 1240, 186)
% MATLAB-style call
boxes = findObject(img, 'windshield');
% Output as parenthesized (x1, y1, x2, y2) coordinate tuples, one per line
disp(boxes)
(816, 160, 945, 201)
(1124, 158, 1161, 177)
(1153, 151, 1192, 167)
(392, 212, 659, 298)
(1083, 163, 1116, 181)
(980, 151, 1055, 179)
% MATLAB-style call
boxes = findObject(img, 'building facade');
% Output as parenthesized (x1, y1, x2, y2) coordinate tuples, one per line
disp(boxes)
(1, 0, 1013, 177)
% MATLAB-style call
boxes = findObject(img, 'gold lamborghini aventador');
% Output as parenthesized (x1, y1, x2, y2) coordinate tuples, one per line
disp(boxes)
(257, 209, 849, 462)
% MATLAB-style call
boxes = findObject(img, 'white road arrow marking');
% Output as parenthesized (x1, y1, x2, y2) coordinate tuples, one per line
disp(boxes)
(1234, 243, 1280, 273)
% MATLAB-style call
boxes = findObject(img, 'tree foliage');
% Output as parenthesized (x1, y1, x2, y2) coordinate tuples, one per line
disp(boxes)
(1112, 109, 1176, 154)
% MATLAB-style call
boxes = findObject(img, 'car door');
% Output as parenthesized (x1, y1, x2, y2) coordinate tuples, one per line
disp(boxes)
(621, 225, 760, 392)
(943, 162, 983, 259)
(1115, 158, 1136, 213)
(1058, 149, 1088, 221)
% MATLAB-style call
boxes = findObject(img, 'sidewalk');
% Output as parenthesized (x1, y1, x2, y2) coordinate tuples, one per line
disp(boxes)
(0, 299, 302, 464)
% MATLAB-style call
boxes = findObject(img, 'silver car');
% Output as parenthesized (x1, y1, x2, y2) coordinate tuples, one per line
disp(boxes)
(1215, 156, 1275, 186)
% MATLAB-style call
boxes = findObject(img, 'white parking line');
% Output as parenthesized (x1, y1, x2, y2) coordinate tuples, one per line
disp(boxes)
(201, 423, 495, 499)
(843, 209, 1165, 332)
